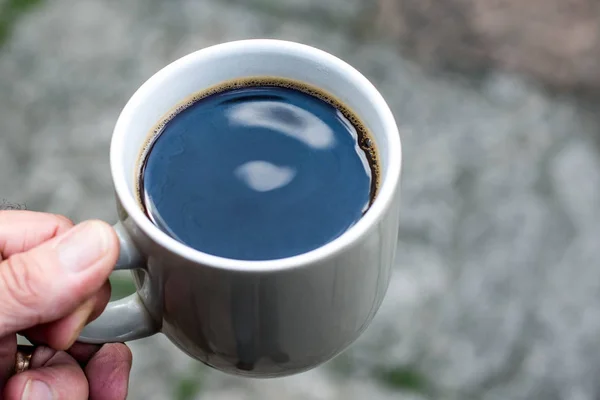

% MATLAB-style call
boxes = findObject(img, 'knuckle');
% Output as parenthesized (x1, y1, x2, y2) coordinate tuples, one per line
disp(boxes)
(43, 358, 89, 398)
(0, 254, 44, 313)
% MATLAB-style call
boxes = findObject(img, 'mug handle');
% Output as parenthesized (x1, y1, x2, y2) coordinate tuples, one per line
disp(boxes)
(77, 222, 159, 344)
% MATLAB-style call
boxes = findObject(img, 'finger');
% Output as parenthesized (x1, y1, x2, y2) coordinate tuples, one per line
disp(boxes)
(86, 280, 112, 323)
(0, 335, 16, 392)
(0, 211, 73, 260)
(22, 282, 111, 350)
(85, 343, 132, 400)
(3, 347, 88, 400)
(22, 298, 96, 351)
(67, 342, 102, 365)
(0, 220, 119, 337)
(21, 341, 104, 367)
(18, 342, 104, 369)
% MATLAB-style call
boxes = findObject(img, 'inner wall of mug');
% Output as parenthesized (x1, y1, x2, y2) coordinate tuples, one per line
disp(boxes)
(114, 41, 392, 205)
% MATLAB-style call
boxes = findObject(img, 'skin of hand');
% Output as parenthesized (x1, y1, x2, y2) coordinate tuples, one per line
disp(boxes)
(0, 210, 133, 400)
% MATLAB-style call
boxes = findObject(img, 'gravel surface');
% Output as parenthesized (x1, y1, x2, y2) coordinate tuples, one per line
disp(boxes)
(2, 0, 600, 399)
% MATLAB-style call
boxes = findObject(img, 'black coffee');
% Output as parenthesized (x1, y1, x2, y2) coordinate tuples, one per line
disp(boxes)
(137, 78, 379, 261)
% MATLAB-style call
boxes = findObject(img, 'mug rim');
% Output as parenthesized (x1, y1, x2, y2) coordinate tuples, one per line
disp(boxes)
(110, 39, 401, 272)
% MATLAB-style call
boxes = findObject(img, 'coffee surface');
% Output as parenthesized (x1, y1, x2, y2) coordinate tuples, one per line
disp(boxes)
(139, 79, 378, 260)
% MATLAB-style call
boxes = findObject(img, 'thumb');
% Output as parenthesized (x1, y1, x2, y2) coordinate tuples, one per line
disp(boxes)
(0, 220, 119, 337)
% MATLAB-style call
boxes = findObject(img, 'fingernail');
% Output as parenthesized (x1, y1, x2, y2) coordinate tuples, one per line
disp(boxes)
(22, 380, 53, 400)
(57, 221, 111, 273)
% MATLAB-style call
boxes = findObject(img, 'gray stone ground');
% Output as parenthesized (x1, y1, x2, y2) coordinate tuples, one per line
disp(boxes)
(2, 0, 600, 399)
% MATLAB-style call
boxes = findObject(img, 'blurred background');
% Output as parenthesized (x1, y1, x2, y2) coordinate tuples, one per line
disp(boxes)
(2, 0, 600, 399)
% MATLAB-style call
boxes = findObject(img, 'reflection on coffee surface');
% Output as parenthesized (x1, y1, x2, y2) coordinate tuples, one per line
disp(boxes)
(137, 77, 379, 261)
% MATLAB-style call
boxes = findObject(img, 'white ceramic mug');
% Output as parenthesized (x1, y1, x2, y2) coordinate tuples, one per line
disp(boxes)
(78, 39, 402, 377)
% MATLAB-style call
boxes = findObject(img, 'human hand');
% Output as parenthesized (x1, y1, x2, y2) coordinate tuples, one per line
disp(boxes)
(0, 210, 132, 400)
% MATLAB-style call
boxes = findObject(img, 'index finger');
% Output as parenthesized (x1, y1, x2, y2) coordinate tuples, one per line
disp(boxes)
(0, 211, 74, 260)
